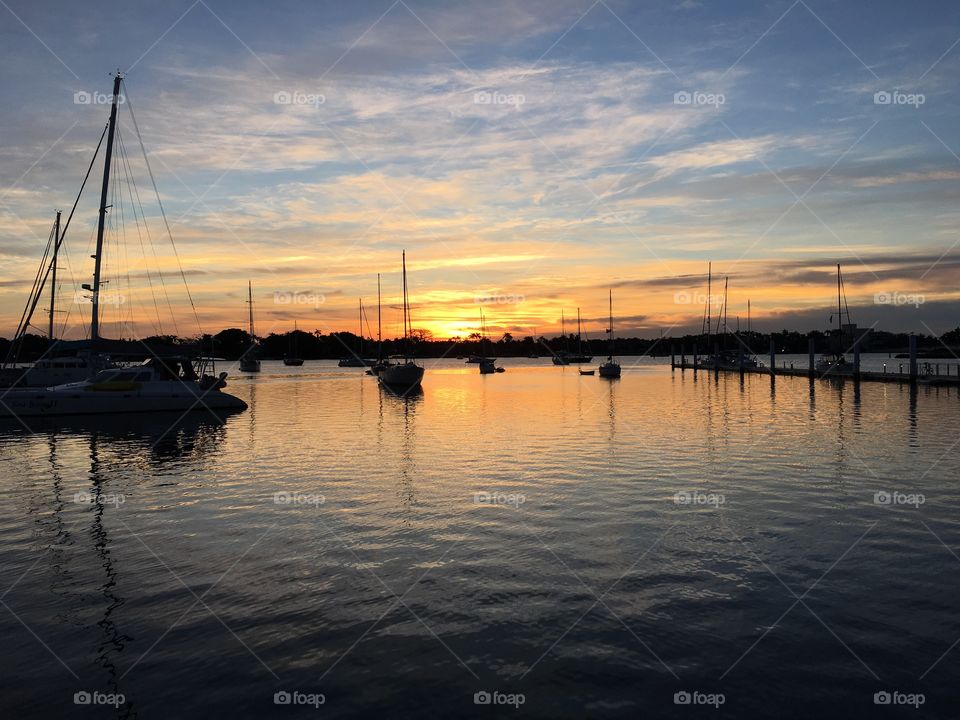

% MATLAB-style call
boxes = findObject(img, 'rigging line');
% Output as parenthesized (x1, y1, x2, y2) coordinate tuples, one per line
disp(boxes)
(114, 130, 150, 338)
(5, 220, 56, 364)
(118, 132, 165, 336)
(118, 125, 176, 336)
(124, 81, 202, 337)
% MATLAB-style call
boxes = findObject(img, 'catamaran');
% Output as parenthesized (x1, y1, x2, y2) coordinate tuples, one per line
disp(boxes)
(598, 290, 621, 378)
(378, 251, 424, 390)
(0, 73, 246, 417)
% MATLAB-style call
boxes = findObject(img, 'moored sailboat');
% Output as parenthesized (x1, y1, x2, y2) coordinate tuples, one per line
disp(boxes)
(239, 281, 261, 372)
(0, 73, 246, 416)
(378, 251, 424, 390)
(598, 290, 621, 378)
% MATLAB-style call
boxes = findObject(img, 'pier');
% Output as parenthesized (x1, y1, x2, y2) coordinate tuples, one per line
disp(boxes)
(669, 337, 960, 386)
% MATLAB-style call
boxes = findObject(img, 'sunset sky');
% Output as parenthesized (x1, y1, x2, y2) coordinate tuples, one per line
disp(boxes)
(1, 0, 959, 342)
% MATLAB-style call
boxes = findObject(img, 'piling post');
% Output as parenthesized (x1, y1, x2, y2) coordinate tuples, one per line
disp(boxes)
(853, 337, 861, 381)
(671, 344, 676, 370)
(692, 344, 698, 373)
(769, 340, 776, 377)
(738, 346, 745, 375)
(713, 342, 720, 378)
(681, 344, 686, 367)
(808, 337, 815, 378)
(909, 335, 918, 383)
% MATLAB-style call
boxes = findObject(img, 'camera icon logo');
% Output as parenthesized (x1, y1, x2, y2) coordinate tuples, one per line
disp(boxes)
(274, 91, 292, 105)
(274, 690, 292, 705)
(474, 690, 492, 705)
(74, 91, 92, 105)
(874, 91, 892, 105)
(874, 691, 891, 705)
(874, 491, 892, 505)
(674, 690, 692, 705)
(674, 91, 692, 105)
(74, 691, 92, 705)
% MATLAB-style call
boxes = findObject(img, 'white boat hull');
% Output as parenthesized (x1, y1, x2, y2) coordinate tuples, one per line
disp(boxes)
(0, 383, 247, 417)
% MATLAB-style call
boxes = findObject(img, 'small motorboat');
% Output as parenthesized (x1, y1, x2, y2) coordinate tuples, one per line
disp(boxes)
(579, 369, 595, 375)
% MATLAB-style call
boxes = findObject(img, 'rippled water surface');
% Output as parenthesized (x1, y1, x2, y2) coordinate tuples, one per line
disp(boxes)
(1, 357, 959, 718)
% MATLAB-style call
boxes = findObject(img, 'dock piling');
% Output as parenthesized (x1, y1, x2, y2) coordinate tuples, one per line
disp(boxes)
(909, 335, 918, 383)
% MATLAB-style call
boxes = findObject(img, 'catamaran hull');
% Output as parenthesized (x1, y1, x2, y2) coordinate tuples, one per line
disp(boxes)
(0, 388, 247, 417)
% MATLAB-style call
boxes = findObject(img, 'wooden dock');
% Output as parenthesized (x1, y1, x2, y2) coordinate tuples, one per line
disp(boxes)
(669, 336, 960, 387)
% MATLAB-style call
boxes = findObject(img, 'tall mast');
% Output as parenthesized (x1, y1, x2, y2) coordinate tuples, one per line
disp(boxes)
(577, 307, 582, 354)
(607, 289, 614, 360)
(89, 72, 122, 342)
(561, 310, 566, 352)
(722, 277, 729, 337)
(377, 273, 382, 362)
(49, 210, 61, 339)
(706, 262, 712, 346)
(247, 281, 255, 338)
(358, 298, 363, 356)
(401, 250, 409, 357)
(747, 299, 751, 333)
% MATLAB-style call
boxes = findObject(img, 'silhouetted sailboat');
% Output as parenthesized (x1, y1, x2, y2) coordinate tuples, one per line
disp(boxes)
(339, 298, 376, 367)
(379, 251, 424, 390)
(283, 322, 304, 366)
(239, 281, 261, 372)
(598, 290, 621, 378)
(0, 73, 246, 416)
(816, 264, 854, 374)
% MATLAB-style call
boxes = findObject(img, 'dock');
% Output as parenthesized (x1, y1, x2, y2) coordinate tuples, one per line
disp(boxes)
(669, 336, 960, 386)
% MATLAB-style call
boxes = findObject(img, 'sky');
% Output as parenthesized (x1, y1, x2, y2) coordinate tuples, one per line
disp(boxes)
(1, 0, 959, 342)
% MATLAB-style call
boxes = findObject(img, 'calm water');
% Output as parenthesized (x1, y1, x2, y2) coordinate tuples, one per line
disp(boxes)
(1, 357, 958, 718)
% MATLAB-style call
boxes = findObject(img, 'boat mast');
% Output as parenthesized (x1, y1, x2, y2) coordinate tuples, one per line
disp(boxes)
(377, 273, 382, 362)
(607, 289, 614, 361)
(48, 210, 61, 339)
(358, 298, 363, 356)
(402, 250, 409, 359)
(561, 310, 566, 352)
(836, 263, 842, 352)
(577, 307, 582, 355)
(89, 72, 122, 343)
(247, 281, 255, 339)
(706, 262, 712, 348)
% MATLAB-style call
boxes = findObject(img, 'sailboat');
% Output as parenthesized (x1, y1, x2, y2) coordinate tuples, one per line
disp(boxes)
(239, 281, 261, 372)
(339, 299, 376, 367)
(378, 251, 425, 390)
(553, 308, 593, 365)
(369, 274, 392, 376)
(598, 290, 621, 378)
(0, 73, 246, 417)
(816, 264, 854, 374)
(477, 308, 502, 374)
(552, 311, 570, 365)
(283, 322, 304, 366)
(0, 211, 117, 387)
